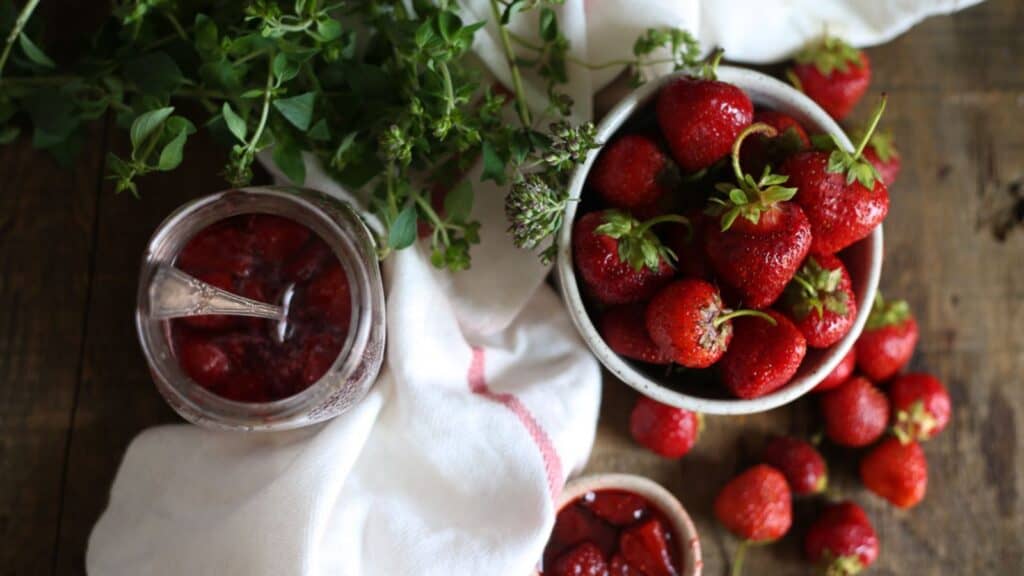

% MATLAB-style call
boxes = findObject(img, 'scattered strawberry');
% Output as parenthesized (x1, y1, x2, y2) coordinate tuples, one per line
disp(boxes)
(600, 304, 673, 365)
(821, 376, 890, 447)
(889, 373, 952, 442)
(704, 123, 812, 307)
(247, 214, 311, 261)
(804, 501, 879, 575)
(609, 555, 642, 576)
(177, 335, 233, 387)
(619, 519, 679, 576)
(629, 395, 702, 458)
(586, 490, 649, 527)
(851, 126, 901, 186)
(762, 436, 828, 495)
(714, 464, 793, 542)
(550, 505, 617, 560)
(740, 110, 810, 176)
(551, 542, 609, 576)
(779, 254, 857, 348)
(656, 57, 753, 172)
(814, 347, 856, 393)
(860, 437, 928, 509)
(782, 97, 890, 255)
(645, 279, 772, 368)
(719, 310, 807, 399)
(590, 134, 678, 211)
(855, 293, 919, 382)
(573, 210, 682, 305)
(789, 36, 871, 121)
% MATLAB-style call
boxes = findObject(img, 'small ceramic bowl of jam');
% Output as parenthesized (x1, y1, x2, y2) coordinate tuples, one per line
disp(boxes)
(136, 186, 386, 431)
(537, 474, 701, 576)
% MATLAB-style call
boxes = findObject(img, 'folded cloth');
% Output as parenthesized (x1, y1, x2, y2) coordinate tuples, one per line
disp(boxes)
(87, 1, 981, 574)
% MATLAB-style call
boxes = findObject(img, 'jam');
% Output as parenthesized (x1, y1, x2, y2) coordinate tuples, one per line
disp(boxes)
(542, 489, 683, 576)
(168, 214, 351, 403)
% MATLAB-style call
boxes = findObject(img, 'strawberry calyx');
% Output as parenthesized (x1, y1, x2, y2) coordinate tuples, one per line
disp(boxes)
(864, 292, 911, 330)
(696, 47, 725, 81)
(818, 551, 866, 576)
(782, 257, 849, 320)
(824, 95, 887, 189)
(713, 308, 777, 328)
(893, 400, 939, 444)
(708, 123, 798, 231)
(795, 35, 864, 76)
(595, 210, 689, 272)
(850, 126, 899, 163)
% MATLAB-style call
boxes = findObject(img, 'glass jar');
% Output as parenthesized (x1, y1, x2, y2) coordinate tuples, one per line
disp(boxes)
(136, 186, 386, 431)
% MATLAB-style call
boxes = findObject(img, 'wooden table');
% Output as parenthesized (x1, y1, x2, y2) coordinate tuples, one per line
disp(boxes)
(1, 1, 1021, 574)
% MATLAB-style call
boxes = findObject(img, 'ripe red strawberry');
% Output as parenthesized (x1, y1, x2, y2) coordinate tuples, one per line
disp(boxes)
(177, 335, 233, 387)
(704, 123, 812, 307)
(645, 279, 772, 368)
(551, 542, 609, 576)
(852, 126, 901, 186)
(656, 65, 753, 172)
(586, 490, 649, 527)
(600, 304, 673, 365)
(629, 395, 702, 458)
(779, 254, 857, 348)
(719, 310, 807, 399)
(860, 437, 928, 509)
(740, 110, 810, 176)
(714, 465, 793, 542)
(889, 373, 952, 443)
(804, 501, 879, 575)
(550, 505, 617, 560)
(762, 436, 828, 495)
(247, 214, 310, 261)
(781, 97, 889, 255)
(789, 36, 871, 121)
(821, 376, 889, 447)
(590, 134, 678, 211)
(813, 347, 856, 393)
(609, 555, 643, 576)
(306, 261, 352, 327)
(855, 293, 919, 382)
(573, 210, 682, 305)
(619, 519, 679, 576)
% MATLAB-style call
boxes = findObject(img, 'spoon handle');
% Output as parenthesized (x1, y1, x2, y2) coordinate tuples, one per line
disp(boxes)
(149, 264, 285, 321)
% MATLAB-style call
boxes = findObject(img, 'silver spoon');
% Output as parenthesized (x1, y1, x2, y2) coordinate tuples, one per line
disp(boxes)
(148, 264, 295, 342)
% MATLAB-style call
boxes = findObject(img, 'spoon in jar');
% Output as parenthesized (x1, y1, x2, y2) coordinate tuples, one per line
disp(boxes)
(148, 264, 295, 342)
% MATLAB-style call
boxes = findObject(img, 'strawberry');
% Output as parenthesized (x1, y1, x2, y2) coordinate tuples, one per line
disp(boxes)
(550, 505, 617, 560)
(851, 126, 901, 186)
(889, 373, 952, 443)
(821, 376, 889, 447)
(719, 310, 807, 399)
(573, 210, 683, 305)
(629, 395, 702, 458)
(609, 555, 642, 576)
(740, 110, 810, 177)
(804, 501, 879, 575)
(779, 254, 857, 348)
(704, 124, 812, 307)
(645, 279, 773, 368)
(656, 58, 753, 173)
(860, 437, 928, 509)
(305, 261, 353, 328)
(177, 334, 233, 387)
(586, 490, 649, 527)
(789, 36, 871, 121)
(781, 97, 890, 255)
(619, 519, 679, 576)
(714, 464, 792, 542)
(814, 347, 856, 393)
(762, 436, 828, 495)
(600, 304, 673, 365)
(590, 134, 678, 211)
(246, 214, 310, 261)
(855, 293, 919, 382)
(551, 542, 609, 576)
(177, 221, 256, 278)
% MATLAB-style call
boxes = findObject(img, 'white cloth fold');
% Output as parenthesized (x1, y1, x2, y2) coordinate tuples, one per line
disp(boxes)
(87, 1, 981, 575)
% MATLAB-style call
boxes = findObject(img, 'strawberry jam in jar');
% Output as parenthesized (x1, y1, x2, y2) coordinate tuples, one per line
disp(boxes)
(137, 187, 385, 431)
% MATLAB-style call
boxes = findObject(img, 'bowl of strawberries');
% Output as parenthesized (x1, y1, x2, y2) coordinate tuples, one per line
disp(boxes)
(556, 64, 885, 415)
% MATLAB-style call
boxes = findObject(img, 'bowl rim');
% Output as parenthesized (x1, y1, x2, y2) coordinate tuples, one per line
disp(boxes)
(537, 473, 702, 576)
(555, 65, 883, 415)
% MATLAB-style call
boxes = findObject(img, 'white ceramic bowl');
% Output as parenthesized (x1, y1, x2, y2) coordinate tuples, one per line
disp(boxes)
(556, 66, 883, 415)
(534, 473, 701, 576)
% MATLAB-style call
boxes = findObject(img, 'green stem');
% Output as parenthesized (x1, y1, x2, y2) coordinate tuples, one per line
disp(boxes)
(790, 273, 817, 297)
(488, 0, 531, 127)
(163, 11, 189, 42)
(244, 59, 275, 158)
(637, 213, 689, 235)
(730, 123, 777, 184)
(439, 61, 455, 115)
(731, 541, 749, 576)
(0, 0, 41, 82)
(508, 30, 543, 51)
(508, 30, 680, 71)
(852, 94, 887, 160)
(414, 192, 449, 245)
(714, 309, 777, 328)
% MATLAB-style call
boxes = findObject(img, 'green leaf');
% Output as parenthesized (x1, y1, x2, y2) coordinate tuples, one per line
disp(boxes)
(24, 89, 77, 148)
(129, 107, 175, 150)
(122, 52, 183, 96)
(157, 127, 188, 170)
(437, 11, 460, 41)
(273, 92, 315, 131)
(0, 125, 20, 144)
(388, 204, 418, 250)
(272, 52, 301, 83)
(222, 102, 247, 142)
(18, 33, 55, 68)
(272, 139, 306, 184)
(308, 118, 330, 141)
(728, 188, 747, 205)
(539, 8, 558, 43)
(315, 18, 343, 42)
(194, 14, 219, 57)
(444, 181, 473, 221)
(481, 140, 506, 184)
(241, 89, 265, 99)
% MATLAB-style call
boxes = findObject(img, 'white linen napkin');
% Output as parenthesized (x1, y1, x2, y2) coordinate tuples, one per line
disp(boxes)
(87, 1, 981, 575)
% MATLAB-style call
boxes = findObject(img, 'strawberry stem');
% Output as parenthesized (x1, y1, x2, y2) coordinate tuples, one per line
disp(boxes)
(713, 309, 777, 328)
(731, 540, 749, 576)
(636, 213, 690, 235)
(789, 273, 818, 297)
(730, 123, 778, 185)
(700, 47, 725, 80)
(852, 94, 887, 161)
